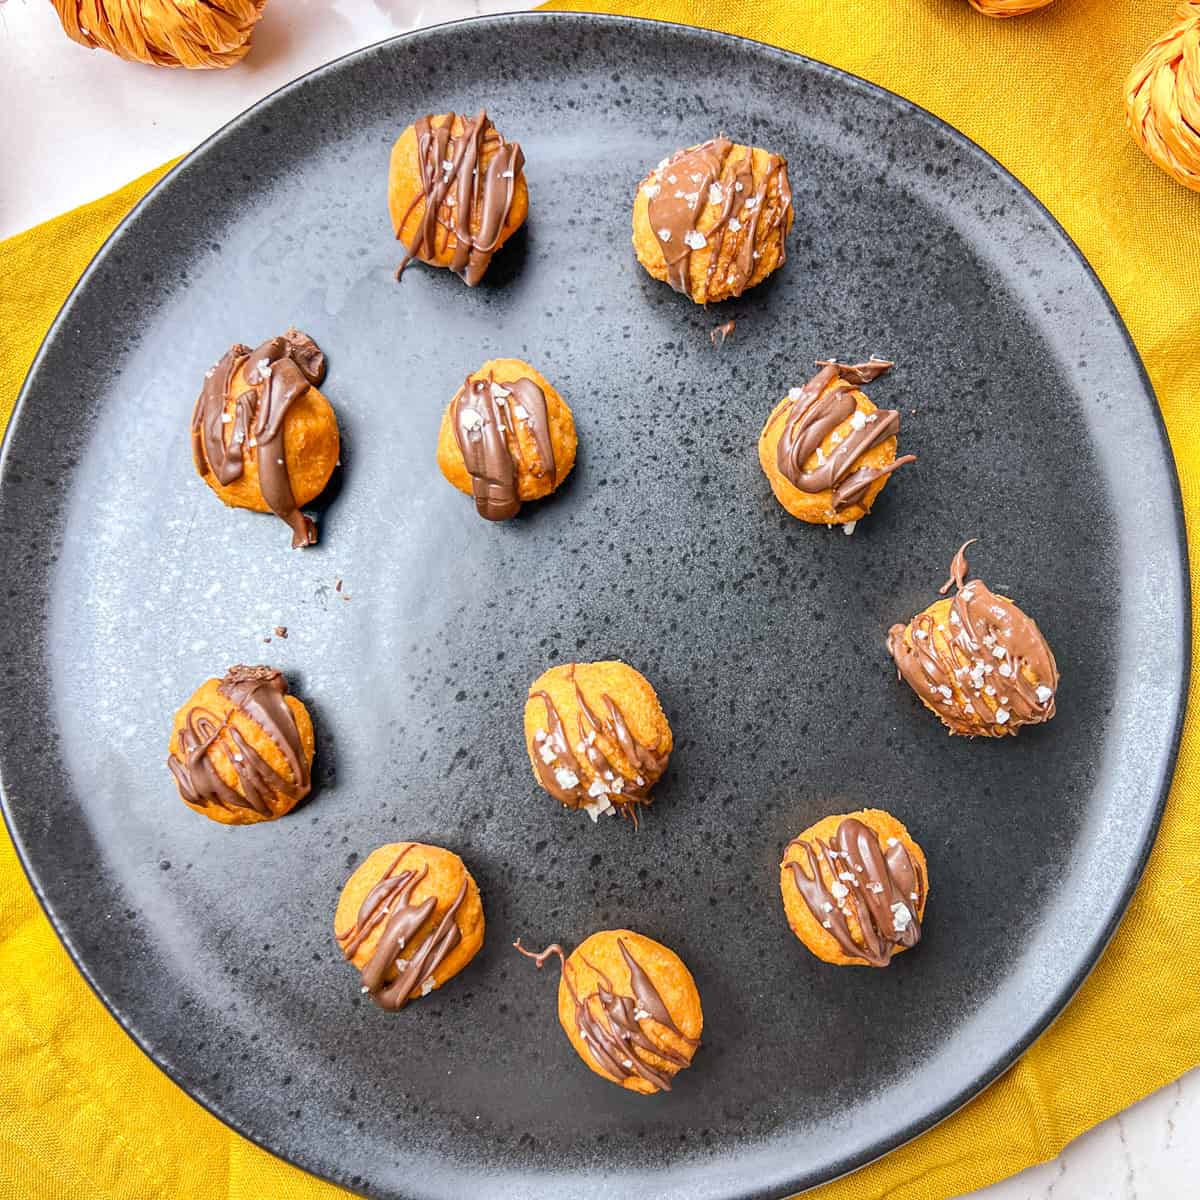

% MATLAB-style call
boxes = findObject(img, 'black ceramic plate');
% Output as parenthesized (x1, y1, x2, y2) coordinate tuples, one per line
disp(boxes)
(0, 13, 1187, 1200)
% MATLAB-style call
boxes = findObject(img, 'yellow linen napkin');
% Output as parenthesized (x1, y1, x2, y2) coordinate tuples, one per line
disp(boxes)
(1, 3, 1198, 1197)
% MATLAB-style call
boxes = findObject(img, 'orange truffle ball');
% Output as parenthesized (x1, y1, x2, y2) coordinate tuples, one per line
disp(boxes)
(436, 358, 577, 521)
(523, 661, 672, 822)
(515, 929, 703, 1095)
(389, 111, 528, 286)
(780, 809, 929, 968)
(887, 541, 1059, 738)
(334, 843, 485, 1011)
(191, 329, 339, 548)
(758, 359, 914, 528)
(632, 135, 792, 303)
(166, 665, 314, 825)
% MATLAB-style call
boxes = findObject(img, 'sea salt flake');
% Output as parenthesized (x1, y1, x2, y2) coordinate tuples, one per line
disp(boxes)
(501, 169, 515, 179)
(728, 217, 742, 232)
(995, 708, 1011, 724)
(554, 767, 579, 790)
(842, 521, 857, 536)
(735, 180, 744, 192)
(822, 920, 832, 929)
(891, 902, 913, 932)
(743, 196, 759, 210)
(657, 228, 672, 243)
(998, 662, 1013, 678)
(221, 413, 233, 424)
(915, 628, 928, 640)
(690, 172, 704, 184)
(991, 646, 1007, 659)
(788, 386, 804, 401)
(865, 412, 878, 423)
(849, 410, 867, 431)
(868, 882, 884, 894)
(886, 837, 899, 847)
(587, 779, 609, 799)
(643, 182, 660, 198)
(634, 1008, 651, 1021)
(821, 902, 834, 913)
(513, 404, 530, 420)
(683, 230, 708, 250)
(459, 409, 484, 431)
(420, 977, 436, 997)
(1036, 685, 1054, 704)
(937, 684, 953, 699)
(538, 742, 557, 765)
(830, 882, 849, 899)
(666, 174, 677, 184)
(707, 182, 724, 205)
(490, 382, 511, 399)
(583, 795, 614, 822)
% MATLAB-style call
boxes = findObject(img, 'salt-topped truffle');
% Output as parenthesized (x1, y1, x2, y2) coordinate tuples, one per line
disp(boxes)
(522, 661, 672, 824)
(887, 541, 1059, 737)
(631, 135, 793, 304)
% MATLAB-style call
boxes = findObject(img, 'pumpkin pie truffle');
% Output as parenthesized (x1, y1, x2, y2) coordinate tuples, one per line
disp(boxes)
(632, 135, 793, 303)
(334, 843, 485, 1012)
(166, 665, 314, 825)
(191, 329, 339, 548)
(523, 661, 673, 823)
(887, 541, 1059, 737)
(389, 110, 528, 286)
(437, 358, 577, 521)
(758, 358, 915, 529)
(514, 929, 702, 1094)
(780, 809, 928, 968)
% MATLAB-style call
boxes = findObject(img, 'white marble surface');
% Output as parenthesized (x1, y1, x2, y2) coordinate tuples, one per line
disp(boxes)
(1, 1, 1196, 1196)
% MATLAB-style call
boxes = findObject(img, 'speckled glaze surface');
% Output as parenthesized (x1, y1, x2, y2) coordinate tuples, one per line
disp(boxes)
(0, 14, 1187, 1200)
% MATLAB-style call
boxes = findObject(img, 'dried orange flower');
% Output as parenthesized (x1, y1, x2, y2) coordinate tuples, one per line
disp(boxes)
(1126, 2, 1200, 190)
(51, 0, 268, 69)
(967, 0, 1055, 16)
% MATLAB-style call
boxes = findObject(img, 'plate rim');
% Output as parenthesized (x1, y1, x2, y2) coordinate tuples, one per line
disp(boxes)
(0, 10, 1190, 1198)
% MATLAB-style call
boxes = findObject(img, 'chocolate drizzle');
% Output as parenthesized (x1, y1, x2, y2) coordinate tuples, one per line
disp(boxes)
(191, 329, 327, 548)
(644, 136, 790, 300)
(768, 359, 915, 511)
(785, 817, 925, 968)
(529, 667, 668, 819)
(450, 372, 555, 521)
(336, 844, 468, 1011)
(514, 937, 699, 1091)
(396, 110, 524, 286)
(167, 665, 310, 816)
(887, 541, 1059, 736)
